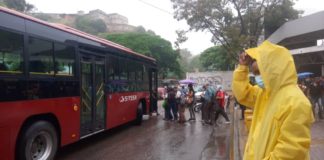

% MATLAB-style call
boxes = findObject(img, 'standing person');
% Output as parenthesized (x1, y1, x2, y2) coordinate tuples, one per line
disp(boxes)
(202, 83, 215, 124)
(214, 86, 230, 124)
(200, 88, 206, 121)
(163, 87, 172, 121)
(224, 92, 231, 113)
(239, 103, 246, 120)
(299, 80, 308, 96)
(177, 85, 187, 123)
(234, 97, 246, 120)
(187, 83, 195, 121)
(201, 85, 207, 122)
(232, 41, 314, 160)
(320, 77, 324, 115)
(168, 86, 177, 121)
(162, 98, 169, 120)
(151, 90, 159, 115)
(163, 86, 168, 99)
(309, 80, 322, 119)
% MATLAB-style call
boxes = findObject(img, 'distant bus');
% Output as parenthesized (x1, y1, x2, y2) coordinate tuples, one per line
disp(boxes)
(0, 7, 157, 160)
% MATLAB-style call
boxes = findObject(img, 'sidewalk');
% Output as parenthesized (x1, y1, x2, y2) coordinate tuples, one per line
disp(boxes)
(233, 107, 247, 160)
(234, 108, 324, 160)
(310, 119, 324, 160)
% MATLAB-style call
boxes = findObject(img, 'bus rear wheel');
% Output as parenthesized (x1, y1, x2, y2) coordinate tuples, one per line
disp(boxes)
(134, 103, 143, 125)
(17, 121, 58, 160)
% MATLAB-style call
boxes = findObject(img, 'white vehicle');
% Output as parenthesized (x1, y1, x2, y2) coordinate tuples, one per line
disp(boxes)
(194, 85, 205, 102)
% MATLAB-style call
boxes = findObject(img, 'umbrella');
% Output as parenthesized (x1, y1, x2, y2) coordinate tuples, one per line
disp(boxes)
(179, 79, 196, 84)
(297, 72, 313, 79)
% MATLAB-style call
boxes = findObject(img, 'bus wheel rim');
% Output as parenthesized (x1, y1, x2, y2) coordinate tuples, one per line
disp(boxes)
(28, 131, 53, 160)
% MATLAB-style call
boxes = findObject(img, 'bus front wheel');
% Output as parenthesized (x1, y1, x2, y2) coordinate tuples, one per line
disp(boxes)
(17, 121, 58, 160)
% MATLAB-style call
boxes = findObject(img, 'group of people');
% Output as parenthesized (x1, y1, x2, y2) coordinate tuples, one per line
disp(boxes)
(200, 84, 230, 125)
(162, 83, 231, 125)
(298, 76, 324, 120)
(162, 84, 195, 123)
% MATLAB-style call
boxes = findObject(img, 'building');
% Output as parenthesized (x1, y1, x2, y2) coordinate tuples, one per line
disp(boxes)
(31, 9, 136, 33)
(105, 13, 136, 33)
(268, 11, 324, 76)
(86, 10, 136, 33)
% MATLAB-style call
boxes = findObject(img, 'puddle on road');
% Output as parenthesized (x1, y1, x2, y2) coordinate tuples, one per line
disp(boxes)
(200, 124, 230, 160)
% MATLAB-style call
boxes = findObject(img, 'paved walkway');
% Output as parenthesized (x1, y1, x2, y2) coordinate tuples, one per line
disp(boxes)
(310, 119, 324, 160)
(234, 107, 324, 160)
(233, 107, 247, 160)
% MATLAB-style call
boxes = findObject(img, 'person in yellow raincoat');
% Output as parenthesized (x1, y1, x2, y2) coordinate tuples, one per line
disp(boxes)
(232, 41, 314, 160)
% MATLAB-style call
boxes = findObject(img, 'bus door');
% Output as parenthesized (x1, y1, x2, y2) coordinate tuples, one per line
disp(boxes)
(80, 55, 106, 137)
(149, 69, 158, 112)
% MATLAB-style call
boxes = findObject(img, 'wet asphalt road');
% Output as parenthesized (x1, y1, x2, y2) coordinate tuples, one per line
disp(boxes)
(56, 107, 231, 160)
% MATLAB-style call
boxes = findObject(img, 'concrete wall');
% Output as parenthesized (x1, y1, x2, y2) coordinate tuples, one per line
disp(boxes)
(186, 71, 233, 91)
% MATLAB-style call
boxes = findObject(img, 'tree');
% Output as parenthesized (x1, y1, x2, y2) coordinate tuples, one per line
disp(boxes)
(135, 26, 146, 33)
(102, 32, 182, 78)
(33, 13, 53, 21)
(178, 49, 192, 73)
(147, 29, 156, 35)
(3, 0, 34, 12)
(174, 30, 188, 49)
(199, 46, 236, 71)
(0, 0, 5, 6)
(189, 55, 203, 72)
(171, 0, 301, 60)
(75, 16, 107, 35)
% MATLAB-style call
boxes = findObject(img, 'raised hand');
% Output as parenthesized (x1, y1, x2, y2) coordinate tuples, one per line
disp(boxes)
(239, 52, 252, 66)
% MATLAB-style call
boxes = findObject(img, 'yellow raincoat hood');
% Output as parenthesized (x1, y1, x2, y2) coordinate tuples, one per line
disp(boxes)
(245, 41, 297, 95)
(232, 41, 314, 160)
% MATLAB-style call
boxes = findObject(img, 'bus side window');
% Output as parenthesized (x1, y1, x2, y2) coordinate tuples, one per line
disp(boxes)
(0, 28, 24, 74)
(54, 43, 75, 76)
(143, 65, 149, 91)
(119, 58, 127, 81)
(127, 60, 136, 92)
(135, 63, 143, 91)
(28, 37, 54, 75)
(105, 83, 113, 93)
(107, 55, 119, 93)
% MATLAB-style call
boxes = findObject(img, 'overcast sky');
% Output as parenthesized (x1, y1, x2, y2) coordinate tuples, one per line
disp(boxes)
(26, 0, 324, 55)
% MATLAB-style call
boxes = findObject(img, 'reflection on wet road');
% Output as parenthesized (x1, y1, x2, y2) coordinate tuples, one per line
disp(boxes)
(57, 112, 231, 160)
(201, 125, 230, 160)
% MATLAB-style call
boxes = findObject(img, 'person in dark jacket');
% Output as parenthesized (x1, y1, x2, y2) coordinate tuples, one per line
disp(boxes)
(310, 81, 322, 119)
(167, 86, 178, 121)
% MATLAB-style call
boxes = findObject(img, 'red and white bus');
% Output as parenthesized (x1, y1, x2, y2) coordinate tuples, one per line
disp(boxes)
(0, 7, 158, 160)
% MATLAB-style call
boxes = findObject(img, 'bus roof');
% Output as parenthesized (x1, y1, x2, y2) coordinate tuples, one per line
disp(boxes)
(0, 6, 156, 62)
